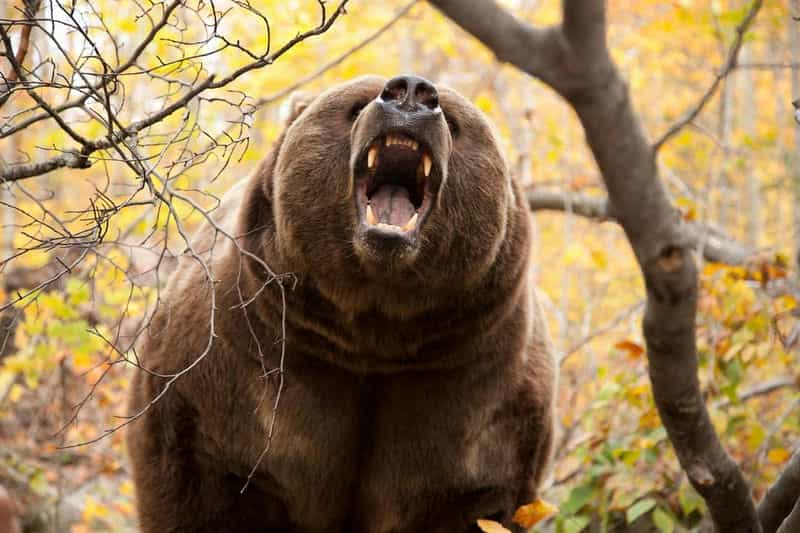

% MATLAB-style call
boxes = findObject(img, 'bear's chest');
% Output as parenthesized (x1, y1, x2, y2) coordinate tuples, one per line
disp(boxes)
(251, 360, 519, 533)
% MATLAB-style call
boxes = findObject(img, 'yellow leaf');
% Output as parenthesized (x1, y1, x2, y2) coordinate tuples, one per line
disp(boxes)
(779, 295, 797, 312)
(513, 498, 559, 528)
(591, 249, 608, 270)
(563, 243, 585, 265)
(120, 480, 135, 497)
(9, 384, 25, 402)
(675, 196, 697, 220)
(476, 519, 511, 533)
(474, 94, 494, 114)
(72, 350, 94, 372)
(768, 448, 791, 464)
(82, 496, 110, 522)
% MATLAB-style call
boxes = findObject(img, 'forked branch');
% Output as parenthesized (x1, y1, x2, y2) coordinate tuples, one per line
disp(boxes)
(430, 0, 773, 531)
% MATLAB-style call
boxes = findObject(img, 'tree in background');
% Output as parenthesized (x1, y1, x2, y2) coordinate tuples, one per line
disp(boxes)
(1, 0, 799, 531)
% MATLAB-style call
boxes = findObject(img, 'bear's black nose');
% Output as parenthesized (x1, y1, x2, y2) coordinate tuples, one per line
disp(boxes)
(379, 75, 439, 112)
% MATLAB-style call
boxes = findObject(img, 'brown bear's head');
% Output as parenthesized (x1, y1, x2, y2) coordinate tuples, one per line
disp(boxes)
(268, 75, 515, 311)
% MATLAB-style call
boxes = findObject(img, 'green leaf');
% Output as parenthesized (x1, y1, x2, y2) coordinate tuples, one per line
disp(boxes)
(40, 292, 75, 320)
(723, 357, 743, 385)
(29, 469, 49, 495)
(560, 484, 593, 515)
(66, 278, 90, 306)
(562, 515, 590, 533)
(626, 498, 656, 524)
(679, 487, 706, 516)
(648, 427, 667, 442)
(653, 508, 674, 533)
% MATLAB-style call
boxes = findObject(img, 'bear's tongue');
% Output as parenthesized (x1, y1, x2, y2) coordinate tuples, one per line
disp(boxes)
(369, 185, 416, 226)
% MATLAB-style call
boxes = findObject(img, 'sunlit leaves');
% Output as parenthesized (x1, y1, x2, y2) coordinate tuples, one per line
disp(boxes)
(513, 498, 559, 528)
(626, 498, 656, 524)
(767, 447, 792, 465)
(0, 0, 797, 530)
(652, 507, 676, 533)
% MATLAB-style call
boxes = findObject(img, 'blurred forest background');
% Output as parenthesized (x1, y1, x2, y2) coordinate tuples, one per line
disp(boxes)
(0, 0, 799, 531)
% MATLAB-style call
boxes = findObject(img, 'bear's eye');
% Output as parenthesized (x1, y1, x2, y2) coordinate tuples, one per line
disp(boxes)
(349, 101, 368, 121)
(446, 115, 460, 137)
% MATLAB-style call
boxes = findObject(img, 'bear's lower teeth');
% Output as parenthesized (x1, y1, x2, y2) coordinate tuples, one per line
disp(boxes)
(365, 205, 417, 232)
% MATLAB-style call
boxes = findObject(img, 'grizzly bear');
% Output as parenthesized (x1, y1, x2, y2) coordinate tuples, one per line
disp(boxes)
(126, 75, 556, 533)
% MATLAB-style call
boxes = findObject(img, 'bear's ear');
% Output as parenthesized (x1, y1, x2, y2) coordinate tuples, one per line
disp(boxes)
(250, 90, 316, 210)
(281, 90, 315, 126)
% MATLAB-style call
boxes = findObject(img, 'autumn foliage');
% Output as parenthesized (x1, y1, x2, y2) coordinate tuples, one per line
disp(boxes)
(1, 0, 799, 531)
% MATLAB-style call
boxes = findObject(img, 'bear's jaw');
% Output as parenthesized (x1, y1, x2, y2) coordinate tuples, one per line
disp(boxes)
(354, 132, 437, 245)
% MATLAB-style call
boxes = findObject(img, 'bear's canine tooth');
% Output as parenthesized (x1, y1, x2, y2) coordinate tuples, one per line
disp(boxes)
(402, 213, 418, 232)
(366, 204, 377, 225)
(411, 140, 419, 151)
(368, 146, 378, 168)
(423, 154, 432, 177)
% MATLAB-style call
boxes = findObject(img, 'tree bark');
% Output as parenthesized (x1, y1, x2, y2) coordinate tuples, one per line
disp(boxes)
(758, 451, 800, 533)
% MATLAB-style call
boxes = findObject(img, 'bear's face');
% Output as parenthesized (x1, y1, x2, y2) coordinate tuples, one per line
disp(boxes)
(272, 75, 511, 296)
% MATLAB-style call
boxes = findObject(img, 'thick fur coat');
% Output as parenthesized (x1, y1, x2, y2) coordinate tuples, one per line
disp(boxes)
(126, 75, 556, 533)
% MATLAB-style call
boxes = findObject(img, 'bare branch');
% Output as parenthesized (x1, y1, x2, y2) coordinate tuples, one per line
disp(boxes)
(527, 189, 753, 265)
(653, 0, 764, 151)
(255, 0, 418, 108)
(0, 0, 39, 110)
(737, 62, 800, 70)
(558, 300, 644, 366)
(0, 23, 90, 146)
(0, 0, 352, 183)
(423, 0, 564, 89)
(0, 149, 93, 181)
(527, 189, 611, 220)
(759, 451, 800, 533)
(775, 498, 800, 533)
(0, 0, 183, 139)
(714, 378, 799, 410)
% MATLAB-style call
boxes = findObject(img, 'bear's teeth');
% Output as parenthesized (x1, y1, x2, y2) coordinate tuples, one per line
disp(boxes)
(368, 146, 378, 168)
(422, 154, 432, 177)
(376, 222, 401, 231)
(366, 204, 377, 225)
(384, 134, 418, 149)
(402, 213, 418, 231)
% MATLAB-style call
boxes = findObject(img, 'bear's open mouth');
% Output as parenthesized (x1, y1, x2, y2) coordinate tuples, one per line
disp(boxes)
(355, 132, 436, 237)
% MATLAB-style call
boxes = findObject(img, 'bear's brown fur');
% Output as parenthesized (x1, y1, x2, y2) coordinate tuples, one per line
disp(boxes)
(126, 75, 556, 533)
